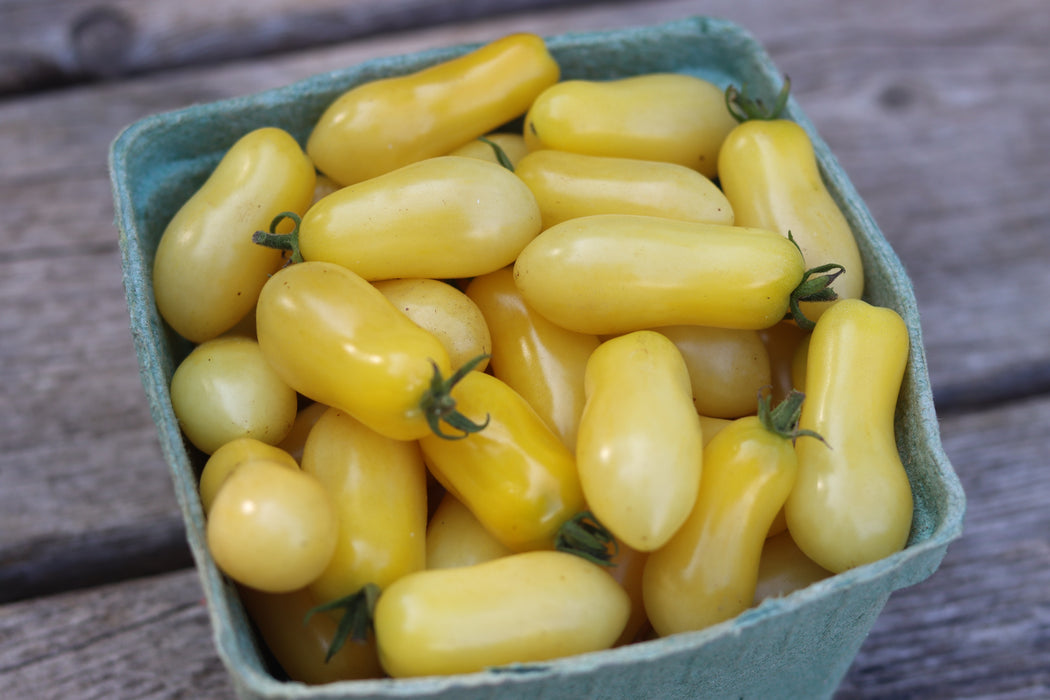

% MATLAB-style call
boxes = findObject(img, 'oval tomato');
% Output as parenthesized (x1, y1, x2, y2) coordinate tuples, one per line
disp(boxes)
(576, 330, 703, 552)
(152, 127, 315, 342)
(513, 214, 808, 335)
(169, 335, 298, 455)
(256, 261, 482, 441)
(297, 156, 541, 280)
(523, 73, 737, 179)
(374, 551, 630, 677)
(206, 459, 338, 593)
(307, 33, 559, 185)
(515, 149, 734, 229)
(785, 299, 913, 573)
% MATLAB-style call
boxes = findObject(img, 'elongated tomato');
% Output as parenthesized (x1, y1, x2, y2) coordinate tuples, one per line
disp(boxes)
(298, 156, 541, 280)
(513, 214, 806, 335)
(308, 33, 559, 185)
(256, 261, 464, 441)
(374, 551, 630, 677)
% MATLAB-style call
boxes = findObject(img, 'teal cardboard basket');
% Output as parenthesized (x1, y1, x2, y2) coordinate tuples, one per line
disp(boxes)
(110, 15, 965, 699)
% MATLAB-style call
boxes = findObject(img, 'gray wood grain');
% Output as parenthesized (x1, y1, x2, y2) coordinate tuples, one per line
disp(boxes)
(0, 0, 1047, 696)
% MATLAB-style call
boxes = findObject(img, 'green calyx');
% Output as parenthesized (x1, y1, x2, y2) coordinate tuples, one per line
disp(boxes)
(477, 136, 515, 171)
(554, 511, 618, 567)
(251, 211, 303, 264)
(304, 582, 381, 662)
(725, 75, 792, 123)
(419, 353, 491, 440)
(756, 389, 826, 446)
(786, 232, 845, 331)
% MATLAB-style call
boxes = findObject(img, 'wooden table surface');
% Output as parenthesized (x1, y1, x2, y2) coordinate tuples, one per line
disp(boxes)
(1, 0, 1048, 698)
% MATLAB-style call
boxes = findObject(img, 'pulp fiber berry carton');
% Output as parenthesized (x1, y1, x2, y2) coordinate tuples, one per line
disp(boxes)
(110, 15, 965, 700)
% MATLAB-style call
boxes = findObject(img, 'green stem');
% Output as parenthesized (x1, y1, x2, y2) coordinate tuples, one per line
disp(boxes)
(477, 136, 515, 171)
(756, 389, 826, 446)
(725, 75, 792, 123)
(419, 353, 491, 440)
(251, 211, 303, 264)
(303, 583, 381, 662)
(785, 231, 845, 331)
(554, 511, 618, 566)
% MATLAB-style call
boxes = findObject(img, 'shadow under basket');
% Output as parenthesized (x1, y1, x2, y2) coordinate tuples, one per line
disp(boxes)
(109, 14, 966, 700)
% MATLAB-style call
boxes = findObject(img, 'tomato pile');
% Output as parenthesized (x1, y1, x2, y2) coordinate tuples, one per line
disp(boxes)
(154, 32, 915, 684)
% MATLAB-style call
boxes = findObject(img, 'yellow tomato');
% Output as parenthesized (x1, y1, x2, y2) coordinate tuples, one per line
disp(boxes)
(418, 370, 585, 553)
(577, 331, 703, 551)
(169, 336, 298, 455)
(425, 492, 513, 569)
(786, 299, 913, 573)
(301, 407, 428, 604)
(276, 401, 329, 463)
(448, 132, 530, 167)
(374, 551, 630, 677)
(656, 324, 772, 419)
(297, 156, 541, 280)
(152, 127, 315, 342)
(465, 266, 599, 450)
(206, 459, 338, 593)
(643, 396, 803, 636)
(606, 541, 650, 646)
(718, 118, 863, 321)
(256, 261, 480, 441)
(698, 414, 733, 446)
(752, 531, 831, 605)
(307, 33, 559, 185)
(759, 321, 810, 403)
(515, 149, 734, 229)
(237, 585, 382, 683)
(524, 73, 737, 179)
(198, 437, 299, 514)
(374, 278, 492, 372)
(513, 214, 808, 335)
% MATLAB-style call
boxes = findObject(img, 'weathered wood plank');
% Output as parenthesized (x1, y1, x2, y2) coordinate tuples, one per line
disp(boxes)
(0, 0, 618, 95)
(0, 569, 234, 700)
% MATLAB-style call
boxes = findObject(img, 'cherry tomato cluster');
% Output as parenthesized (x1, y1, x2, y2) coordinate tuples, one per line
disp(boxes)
(155, 32, 914, 684)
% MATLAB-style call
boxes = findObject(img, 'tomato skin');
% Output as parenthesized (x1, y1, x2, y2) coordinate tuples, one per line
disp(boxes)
(465, 266, 599, 450)
(425, 492, 513, 569)
(515, 149, 734, 230)
(373, 550, 630, 677)
(577, 331, 703, 552)
(298, 156, 541, 280)
(238, 585, 383, 683)
(642, 414, 798, 636)
(301, 407, 428, 603)
(718, 119, 864, 321)
(785, 299, 913, 573)
(307, 33, 559, 186)
(752, 531, 830, 605)
(374, 278, 492, 372)
(524, 74, 737, 179)
(198, 437, 299, 514)
(418, 370, 585, 552)
(656, 325, 772, 419)
(276, 401, 329, 463)
(169, 336, 298, 455)
(206, 459, 339, 593)
(152, 127, 315, 343)
(513, 214, 805, 335)
(448, 132, 530, 167)
(256, 261, 451, 441)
